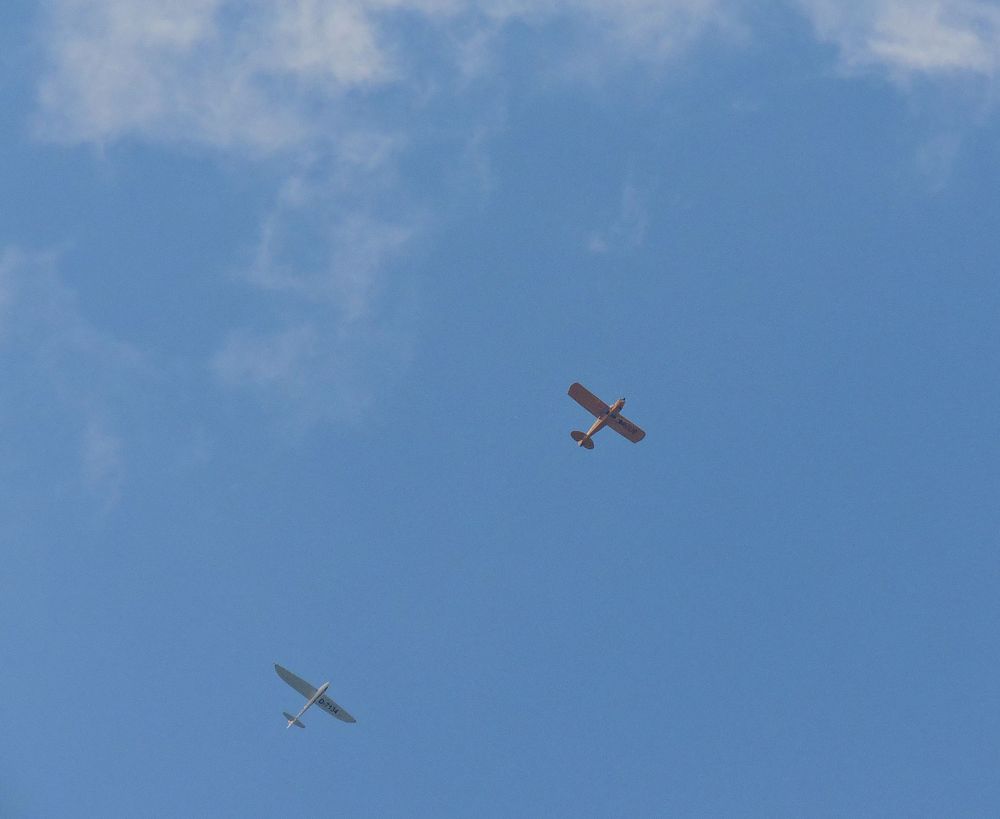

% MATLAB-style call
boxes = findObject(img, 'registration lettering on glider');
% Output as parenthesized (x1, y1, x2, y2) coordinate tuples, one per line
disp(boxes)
(275, 663, 357, 729)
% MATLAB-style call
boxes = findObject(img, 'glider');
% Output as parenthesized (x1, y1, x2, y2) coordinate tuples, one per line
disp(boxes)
(275, 663, 356, 729)
(568, 382, 645, 449)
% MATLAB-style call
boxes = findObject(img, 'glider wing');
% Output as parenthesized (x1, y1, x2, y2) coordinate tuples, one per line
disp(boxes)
(315, 694, 357, 723)
(274, 664, 317, 700)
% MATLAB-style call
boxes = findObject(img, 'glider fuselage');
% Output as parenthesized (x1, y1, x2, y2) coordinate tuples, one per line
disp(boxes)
(286, 680, 330, 728)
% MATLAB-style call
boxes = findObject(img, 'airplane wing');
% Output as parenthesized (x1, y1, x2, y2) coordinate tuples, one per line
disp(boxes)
(315, 693, 357, 723)
(275, 664, 317, 699)
(607, 413, 645, 443)
(568, 383, 609, 418)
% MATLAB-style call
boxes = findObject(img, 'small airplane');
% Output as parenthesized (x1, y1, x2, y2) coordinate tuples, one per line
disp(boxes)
(275, 663, 357, 729)
(568, 382, 645, 449)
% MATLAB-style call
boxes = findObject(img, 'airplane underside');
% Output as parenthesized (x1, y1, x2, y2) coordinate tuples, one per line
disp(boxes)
(567, 383, 645, 449)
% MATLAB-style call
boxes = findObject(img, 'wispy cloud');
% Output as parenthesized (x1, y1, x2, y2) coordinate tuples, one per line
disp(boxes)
(80, 419, 125, 506)
(210, 305, 417, 429)
(208, 146, 422, 423)
(35, 2, 446, 422)
(35, 0, 402, 153)
(0, 248, 141, 509)
(587, 182, 649, 254)
(35, 1, 743, 423)
(244, 161, 418, 321)
(36, 1, 746, 151)
(797, 0, 1000, 77)
(915, 131, 964, 190)
(35, 0, 997, 429)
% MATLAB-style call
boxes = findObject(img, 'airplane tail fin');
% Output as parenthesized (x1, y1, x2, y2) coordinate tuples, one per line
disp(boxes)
(571, 431, 595, 449)
(283, 711, 305, 729)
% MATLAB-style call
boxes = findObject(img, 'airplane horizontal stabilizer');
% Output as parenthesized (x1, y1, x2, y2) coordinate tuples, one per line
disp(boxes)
(283, 711, 305, 728)
(571, 431, 595, 449)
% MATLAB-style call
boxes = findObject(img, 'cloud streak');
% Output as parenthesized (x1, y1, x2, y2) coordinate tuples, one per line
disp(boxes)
(36, 0, 401, 152)
(36, 1, 746, 153)
(587, 182, 648, 254)
(36, 2, 1000, 158)
(0, 248, 141, 508)
(32, 0, 1000, 430)
(797, 0, 1000, 77)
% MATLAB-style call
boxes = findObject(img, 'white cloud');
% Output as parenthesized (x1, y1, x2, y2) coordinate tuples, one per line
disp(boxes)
(36, 1, 1000, 160)
(35, 0, 389, 152)
(569, 0, 742, 58)
(31, 1, 861, 431)
(211, 311, 416, 428)
(206, 147, 421, 421)
(36, 0, 744, 152)
(81, 419, 125, 507)
(915, 131, 963, 190)
(211, 324, 319, 390)
(246, 168, 417, 321)
(587, 182, 648, 254)
(26, 0, 999, 445)
(0, 248, 141, 507)
(258, 1, 395, 86)
(34, 2, 457, 421)
(797, 0, 1000, 77)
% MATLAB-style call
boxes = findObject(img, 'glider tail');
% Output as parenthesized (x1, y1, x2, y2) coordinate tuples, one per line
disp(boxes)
(571, 431, 595, 450)
(283, 711, 305, 729)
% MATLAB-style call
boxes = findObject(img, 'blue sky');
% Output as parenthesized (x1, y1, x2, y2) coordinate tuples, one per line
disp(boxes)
(3, 2, 1000, 816)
